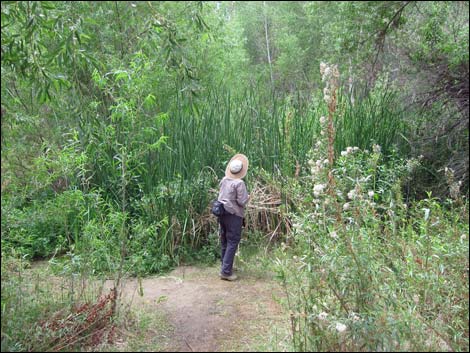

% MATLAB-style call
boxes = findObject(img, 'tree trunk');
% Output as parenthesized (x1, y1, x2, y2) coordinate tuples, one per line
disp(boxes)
(263, 1, 274, 90)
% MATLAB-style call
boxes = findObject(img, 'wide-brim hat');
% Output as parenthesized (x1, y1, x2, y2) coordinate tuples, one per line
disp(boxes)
(225, 154, 249, 179)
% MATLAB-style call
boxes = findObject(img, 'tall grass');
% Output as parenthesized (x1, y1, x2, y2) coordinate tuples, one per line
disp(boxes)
(150, 83, 408, 186)
(2, 67, 409, 275)
(156, 88, 303, 181)
(335, 84, 409, 157)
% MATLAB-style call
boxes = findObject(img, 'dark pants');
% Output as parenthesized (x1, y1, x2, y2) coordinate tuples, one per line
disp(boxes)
(219, 212, 243, 276)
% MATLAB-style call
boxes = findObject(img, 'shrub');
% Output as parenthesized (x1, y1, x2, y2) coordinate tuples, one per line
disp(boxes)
(273, 63, 469, 352)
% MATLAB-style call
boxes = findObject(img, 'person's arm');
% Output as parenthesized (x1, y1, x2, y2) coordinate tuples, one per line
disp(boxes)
(236, 181, 249, 207)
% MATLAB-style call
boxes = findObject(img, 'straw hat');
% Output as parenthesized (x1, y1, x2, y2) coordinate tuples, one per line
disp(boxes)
(225, 154, 249, 179)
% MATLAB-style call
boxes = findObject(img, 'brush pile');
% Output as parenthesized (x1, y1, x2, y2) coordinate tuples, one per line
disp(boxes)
(200, 175, 292, 241)
(245, 178, 291, 241)
(37, 289, 117, 352)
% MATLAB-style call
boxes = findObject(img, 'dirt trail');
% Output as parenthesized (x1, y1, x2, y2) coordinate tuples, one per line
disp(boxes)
(111, 265, 288, 352)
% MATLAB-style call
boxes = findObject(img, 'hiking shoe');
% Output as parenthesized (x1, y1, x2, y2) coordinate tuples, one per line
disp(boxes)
(220, 273, 238, 281)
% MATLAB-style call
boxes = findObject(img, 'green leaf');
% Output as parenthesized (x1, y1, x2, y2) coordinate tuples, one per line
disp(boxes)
(148, 135, 168, 151)
(113, 70, 129, 82)
(41, 1, 56, 10)
(79, 33, 91, 42)
(155, 112, 169, 124)
(144, 94, 156, 109)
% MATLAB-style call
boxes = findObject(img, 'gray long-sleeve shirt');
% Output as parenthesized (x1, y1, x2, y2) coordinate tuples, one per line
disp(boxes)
(217, 176, 249, 218)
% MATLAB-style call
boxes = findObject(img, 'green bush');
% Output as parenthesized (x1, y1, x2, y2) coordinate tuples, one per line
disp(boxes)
(274, 133, 469, 351)
(1, 190, 86, 259)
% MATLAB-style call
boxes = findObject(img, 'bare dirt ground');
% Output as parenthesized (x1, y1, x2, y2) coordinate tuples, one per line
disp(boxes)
(106, 265, 290, 352)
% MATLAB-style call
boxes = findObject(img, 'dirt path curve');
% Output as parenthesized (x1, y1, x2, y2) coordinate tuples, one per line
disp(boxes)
(113, 265, 288, 352)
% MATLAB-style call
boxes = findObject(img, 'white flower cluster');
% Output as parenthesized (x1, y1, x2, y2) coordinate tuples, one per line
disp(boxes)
(347, 189, 357, 200)
(335, 322, 347, 333)
(320, 62, 339, 105)
(405, 157, 420, 173)
(308, 158, 329, 180)
(319, 113, 328, 136)
(308, 114, 331, 182)
(340, 146, 360, 157)
(342, 186, 376, 211)
(313, 183, 326, 197)
(318, 312, 328, 320)
(444, 167, 462, 199)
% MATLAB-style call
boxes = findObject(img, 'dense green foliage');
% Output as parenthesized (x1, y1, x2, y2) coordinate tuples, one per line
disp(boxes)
(275, 136, 469, 351)
(1, 1, 468, 351)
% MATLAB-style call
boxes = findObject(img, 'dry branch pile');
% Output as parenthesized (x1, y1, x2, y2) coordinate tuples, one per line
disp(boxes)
(37, 289, 117, 352)
(244, 178, 291, 241)
(198, 177, 292, 242)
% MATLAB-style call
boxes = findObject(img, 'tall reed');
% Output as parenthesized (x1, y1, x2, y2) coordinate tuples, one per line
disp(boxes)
(335, 84, 408, 157)
(3, 72, 410, 275)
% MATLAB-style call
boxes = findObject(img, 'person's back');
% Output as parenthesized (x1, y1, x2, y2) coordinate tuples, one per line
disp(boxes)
(217, 154, 249, 281)
(218, 176, 249, 218)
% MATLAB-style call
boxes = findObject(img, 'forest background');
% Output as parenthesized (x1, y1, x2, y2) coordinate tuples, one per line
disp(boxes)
(1, 1, 469, 352)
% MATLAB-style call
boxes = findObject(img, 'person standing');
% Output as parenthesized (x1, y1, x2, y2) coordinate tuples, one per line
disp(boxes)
(217, 154, 250, 281)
